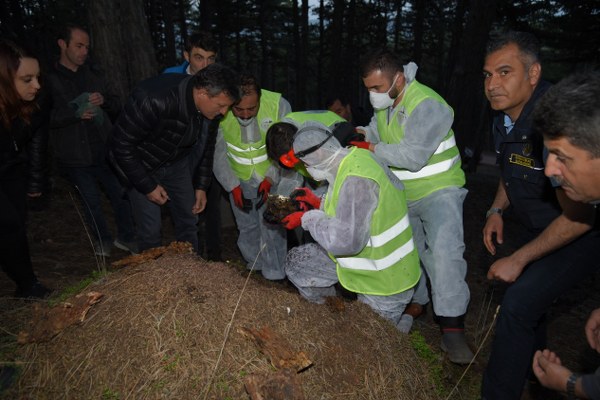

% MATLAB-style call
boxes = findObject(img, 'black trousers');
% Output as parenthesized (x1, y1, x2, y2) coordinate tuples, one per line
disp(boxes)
(0, 175, 37, 290)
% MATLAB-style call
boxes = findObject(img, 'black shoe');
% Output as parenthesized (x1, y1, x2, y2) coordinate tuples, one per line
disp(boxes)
(206, 252, 223, 262)
(15, 281, 51, 299)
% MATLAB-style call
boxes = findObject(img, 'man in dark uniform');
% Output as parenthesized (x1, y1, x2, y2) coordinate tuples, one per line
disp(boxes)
(480, 31, 600, 399)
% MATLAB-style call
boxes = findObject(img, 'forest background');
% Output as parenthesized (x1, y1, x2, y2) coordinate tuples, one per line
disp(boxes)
(0, 0, 598, 163)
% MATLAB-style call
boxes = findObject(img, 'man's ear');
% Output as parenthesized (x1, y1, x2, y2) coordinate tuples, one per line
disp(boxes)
(529, 62, 542, 85)
(58, 39, 67, 50)
(183, 51, 190, 62)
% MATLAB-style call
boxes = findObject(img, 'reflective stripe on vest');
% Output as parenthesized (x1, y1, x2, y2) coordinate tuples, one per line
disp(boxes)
(376, 80, 465, 201)
(324, 148, 421, 295)
(221, 89, 281, 180)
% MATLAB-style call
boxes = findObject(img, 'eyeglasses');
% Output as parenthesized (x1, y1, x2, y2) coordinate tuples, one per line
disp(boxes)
(278, 129, 334, 168)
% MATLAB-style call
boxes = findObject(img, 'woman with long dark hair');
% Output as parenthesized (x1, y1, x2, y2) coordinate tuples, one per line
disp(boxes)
(0, 39, 50, 298)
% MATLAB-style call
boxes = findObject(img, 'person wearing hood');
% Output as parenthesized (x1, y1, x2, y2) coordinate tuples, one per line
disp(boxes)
(213, 74, 292, 280)
(355, 48, 471, 364)
(278, 122, 421, 329)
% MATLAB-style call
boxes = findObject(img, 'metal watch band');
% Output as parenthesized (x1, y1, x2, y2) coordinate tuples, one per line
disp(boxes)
(567, 373, 579, 400)
(485, 207, 503, 219)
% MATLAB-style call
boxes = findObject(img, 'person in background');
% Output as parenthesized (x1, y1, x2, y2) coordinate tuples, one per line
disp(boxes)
(278, 122, 421, 330)
(480, 32, 600, 399)
(325, 93, 371, 127)
(47, 24, 136, 258)
(109, 63, 239, 254)
(163, 31, 217, 75)
(0, 40, 51, 298)
(163, 30, 223, 261)
(357, 48, 472, 362)
(530, 70, 600, 400)
(213, 74, 292, 280)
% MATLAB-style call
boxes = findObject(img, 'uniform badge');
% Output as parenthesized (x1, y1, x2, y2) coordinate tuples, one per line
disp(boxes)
(509, 153, 535, 168)
(522, 142, 533, 157)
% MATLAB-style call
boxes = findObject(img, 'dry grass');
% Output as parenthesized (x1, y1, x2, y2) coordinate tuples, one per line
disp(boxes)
(4, 252, 443, 400)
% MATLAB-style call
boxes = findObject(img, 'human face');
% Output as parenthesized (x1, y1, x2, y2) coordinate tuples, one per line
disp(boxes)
(327, 99, 351, 121)
(193, 89, 234, 120)
(544, 137, 600, 203)
(185, 47, 216, 74)
(232, 91, 259, 120)
(362, 69, 405, 108)
(14, 57, 41, 101)
(483, 43, 540, 122)
(58, 28, 90, 71)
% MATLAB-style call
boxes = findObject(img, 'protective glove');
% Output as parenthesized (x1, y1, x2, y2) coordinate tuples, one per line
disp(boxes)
(231, 186, 253, 213)
(349, 140, 372, 150)
(281, 211, 304, 230)
(289, 188, 321, 211)
(255, 178, 272, 210)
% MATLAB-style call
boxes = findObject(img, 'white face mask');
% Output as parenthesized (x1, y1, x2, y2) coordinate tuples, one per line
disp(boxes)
(236, 116, 255, 127)
(369, 73, 402, 110)
(304, 148, 342, 183)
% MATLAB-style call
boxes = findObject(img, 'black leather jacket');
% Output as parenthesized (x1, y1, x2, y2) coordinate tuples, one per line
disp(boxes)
(109, 74, 214, 195)
(0, 98, 49, 193)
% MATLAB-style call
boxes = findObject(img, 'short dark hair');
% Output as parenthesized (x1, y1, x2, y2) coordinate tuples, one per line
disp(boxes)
(192, 63, 241, 103)
(185, 31, 217, 54)
(360, 48, 403, 79)
(324, 92, 350, 109)
(266, 122, 297, 162)
(486, 31, 540, 68)
(239, 73, 261, 99)
(533, 71, 600, 158)
(57, 24, 89, 44)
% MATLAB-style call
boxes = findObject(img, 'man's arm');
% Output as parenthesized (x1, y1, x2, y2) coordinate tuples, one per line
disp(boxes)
(373, 99, 453, 172)
(483, 178, 511, 255)
(487, 188, 595, 282)
(212, 127, 240, 192)
(301, 176, 377, 255)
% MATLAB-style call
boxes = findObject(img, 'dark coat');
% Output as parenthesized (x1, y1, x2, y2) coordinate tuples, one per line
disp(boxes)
(46, 63, 120, 167)
(493, 80, 560, 233)
(108, 74, 214, 195)
(0, 97, 49, 193)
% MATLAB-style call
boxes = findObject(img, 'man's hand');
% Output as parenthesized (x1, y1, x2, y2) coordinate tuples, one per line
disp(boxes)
(231, 186, 252, 212)
(192, 189, 207, 214)
(532, 349, 571, 393)
(146, 184, 170, 205)
(88, 92, 104, 106)
(80, 108, 97, 120)
(483, 213, 504, 255)
(281, 211, 304, 230)
(290, 187, 321, 211)
(255, 178, 272, 209)
(486, 255, 526, 283)
(585, 308, 600, 352)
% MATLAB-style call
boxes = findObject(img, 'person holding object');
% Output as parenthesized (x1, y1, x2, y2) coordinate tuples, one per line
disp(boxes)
(213, 74, 292, 279)
(278, 122, 421, 330)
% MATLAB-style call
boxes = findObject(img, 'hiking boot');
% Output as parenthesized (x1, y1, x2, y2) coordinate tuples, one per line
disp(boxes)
(15, 281, 51, 299)
(114, 239, 139, 255)
(441, 330, 474, 365)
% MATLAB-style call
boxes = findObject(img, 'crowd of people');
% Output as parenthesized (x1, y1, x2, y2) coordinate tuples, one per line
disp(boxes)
(1, 25, 599, 399)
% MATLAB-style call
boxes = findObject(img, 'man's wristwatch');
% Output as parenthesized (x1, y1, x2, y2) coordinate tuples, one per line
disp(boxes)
(567, 373, 580, 399)
(486, 207, 503, 219)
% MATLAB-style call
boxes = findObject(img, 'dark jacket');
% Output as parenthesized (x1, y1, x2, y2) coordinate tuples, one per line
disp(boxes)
(493, 80, 560, 234)
(108, 74, 214, 195)
(0, 97, 49, 193)
(46, 63, 120, 167)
